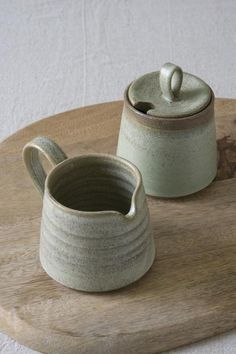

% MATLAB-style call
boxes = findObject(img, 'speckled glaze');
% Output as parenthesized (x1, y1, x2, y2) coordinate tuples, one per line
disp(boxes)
(23, 137, 155, 292)
(117, 64, 217, 197)
(128, 62, 212, 117)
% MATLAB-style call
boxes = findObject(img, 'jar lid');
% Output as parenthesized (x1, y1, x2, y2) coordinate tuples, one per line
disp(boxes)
(128, 63, 212, 118)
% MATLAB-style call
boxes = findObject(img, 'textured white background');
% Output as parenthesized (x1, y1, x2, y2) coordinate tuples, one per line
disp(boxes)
(0, 0, 236, 353)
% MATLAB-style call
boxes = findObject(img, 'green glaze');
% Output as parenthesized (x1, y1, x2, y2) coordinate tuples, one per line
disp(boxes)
(129, 63, 212, 117)
(117, 63, 217, 198)
(117, 110, 217, 197)
(23, 137, 155, 292)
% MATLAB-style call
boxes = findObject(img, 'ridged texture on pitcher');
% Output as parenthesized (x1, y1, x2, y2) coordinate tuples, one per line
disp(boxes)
(40, 155, 155, 292)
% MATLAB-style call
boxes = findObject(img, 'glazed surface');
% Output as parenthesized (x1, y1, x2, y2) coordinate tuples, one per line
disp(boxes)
(22, 137, 156, 292)
(117, 106, 217, 197)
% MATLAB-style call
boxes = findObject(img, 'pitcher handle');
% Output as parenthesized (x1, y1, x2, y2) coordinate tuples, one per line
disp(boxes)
(23, 136, 67, 197)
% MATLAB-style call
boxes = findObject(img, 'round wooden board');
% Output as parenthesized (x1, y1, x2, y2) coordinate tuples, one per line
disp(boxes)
(0, 100, 236, 354)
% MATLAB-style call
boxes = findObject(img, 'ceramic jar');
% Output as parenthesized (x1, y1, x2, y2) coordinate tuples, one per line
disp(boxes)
(23, 136, 155, 292)
(117, 63, 217, 197)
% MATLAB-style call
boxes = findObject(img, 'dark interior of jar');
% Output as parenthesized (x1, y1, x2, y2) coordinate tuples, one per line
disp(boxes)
(48, 157, 137, 215)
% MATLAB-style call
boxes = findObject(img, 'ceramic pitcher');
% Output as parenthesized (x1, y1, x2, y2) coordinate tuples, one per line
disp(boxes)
(23, 136, 155, 292)
(117, 63, 217, 197)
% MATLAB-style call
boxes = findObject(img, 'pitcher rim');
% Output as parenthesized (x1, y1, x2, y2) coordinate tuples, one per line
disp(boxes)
(45, 153, 143, 218)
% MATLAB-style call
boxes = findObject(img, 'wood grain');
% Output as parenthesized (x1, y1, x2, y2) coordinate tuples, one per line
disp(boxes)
(0, 99, 235, 354)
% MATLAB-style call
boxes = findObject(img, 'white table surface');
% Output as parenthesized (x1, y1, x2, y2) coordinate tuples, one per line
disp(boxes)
(0, 0, 235, 353)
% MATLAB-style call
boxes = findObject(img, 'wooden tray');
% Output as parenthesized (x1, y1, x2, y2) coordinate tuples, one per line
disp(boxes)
(0, 99, 235, 354)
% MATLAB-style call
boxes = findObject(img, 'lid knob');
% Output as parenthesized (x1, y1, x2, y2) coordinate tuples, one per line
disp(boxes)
(160, 63, 183, 102)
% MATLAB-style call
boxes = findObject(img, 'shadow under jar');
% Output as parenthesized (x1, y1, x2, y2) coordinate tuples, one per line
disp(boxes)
(23, 136, 155, 292)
